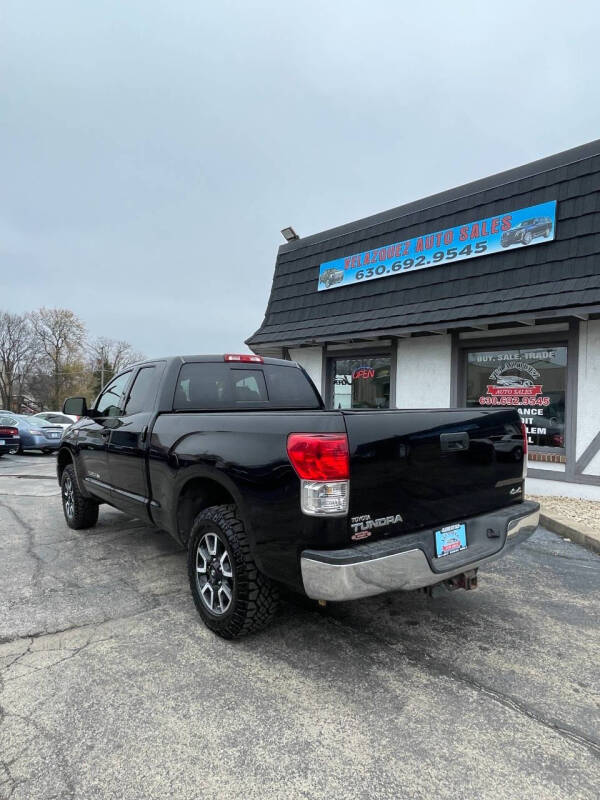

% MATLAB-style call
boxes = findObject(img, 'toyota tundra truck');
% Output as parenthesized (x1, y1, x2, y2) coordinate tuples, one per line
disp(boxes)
(57, 354, 539, 638)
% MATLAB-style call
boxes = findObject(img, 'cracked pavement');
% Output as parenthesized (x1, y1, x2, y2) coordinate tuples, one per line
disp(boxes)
(0, 453, 599, 799)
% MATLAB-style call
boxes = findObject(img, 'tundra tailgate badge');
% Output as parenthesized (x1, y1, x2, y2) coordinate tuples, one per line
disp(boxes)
(351, 513, 403, 539)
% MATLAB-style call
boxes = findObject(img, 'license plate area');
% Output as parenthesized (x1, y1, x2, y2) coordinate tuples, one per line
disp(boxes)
(435, 523, 467, 558)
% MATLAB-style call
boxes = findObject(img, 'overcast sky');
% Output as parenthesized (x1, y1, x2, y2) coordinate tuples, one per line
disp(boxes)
(2, 1, 599, 357)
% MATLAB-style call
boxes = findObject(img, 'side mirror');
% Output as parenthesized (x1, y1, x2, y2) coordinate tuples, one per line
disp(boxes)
(63, 397, 89, 417)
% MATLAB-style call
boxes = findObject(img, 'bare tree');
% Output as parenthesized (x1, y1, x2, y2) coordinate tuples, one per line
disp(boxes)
(88, 337, 145, 395)
(0, 312, 35, 411)
(29, 308, 86, 409)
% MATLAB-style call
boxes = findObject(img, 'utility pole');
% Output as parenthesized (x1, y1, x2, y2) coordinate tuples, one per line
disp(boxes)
(100, 360, 105, 390)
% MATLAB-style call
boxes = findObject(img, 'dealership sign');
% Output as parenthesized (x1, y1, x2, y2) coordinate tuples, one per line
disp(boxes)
(317, 200, 557, 291)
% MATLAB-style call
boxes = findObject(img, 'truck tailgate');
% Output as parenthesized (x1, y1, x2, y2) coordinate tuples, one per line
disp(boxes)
(343, 408, 525, 538)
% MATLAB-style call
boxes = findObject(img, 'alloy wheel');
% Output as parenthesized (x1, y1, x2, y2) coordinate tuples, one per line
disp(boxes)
(63, 474, 75, 519)
(195, 532, 234, 615)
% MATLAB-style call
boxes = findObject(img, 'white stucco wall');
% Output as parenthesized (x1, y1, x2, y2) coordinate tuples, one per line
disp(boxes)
(395, 335, 452, 408)
(576, 319, 600, 475)
(289, 347, 323, 396)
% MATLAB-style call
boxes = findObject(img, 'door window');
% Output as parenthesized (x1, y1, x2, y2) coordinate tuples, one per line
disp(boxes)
(96, 372, 131, 417)
(124, 366, 161, 415)
(466, 346, 567, 449)
(330, 356, 391, 409)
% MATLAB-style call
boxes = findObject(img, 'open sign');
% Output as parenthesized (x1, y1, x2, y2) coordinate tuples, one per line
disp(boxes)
(352, 367, 375, 380)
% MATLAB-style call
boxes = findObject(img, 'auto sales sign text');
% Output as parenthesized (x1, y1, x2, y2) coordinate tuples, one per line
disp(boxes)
(317, 200, 557, 291)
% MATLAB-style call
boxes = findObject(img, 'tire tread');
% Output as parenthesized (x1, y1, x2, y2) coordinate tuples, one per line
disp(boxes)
(61, 464, 99, 529)
(187, 504, 278, 639)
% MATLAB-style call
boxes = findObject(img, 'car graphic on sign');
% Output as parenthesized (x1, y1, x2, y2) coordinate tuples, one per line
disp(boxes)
(495, 375, 535, 388)
(501, 216, 553, 247)
(319, 268, 344, 288)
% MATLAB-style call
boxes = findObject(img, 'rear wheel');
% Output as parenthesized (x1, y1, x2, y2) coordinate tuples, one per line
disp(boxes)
(523, 231, 532, 244)
(61, 464, 99, 529)
(187, 504, 279, 639)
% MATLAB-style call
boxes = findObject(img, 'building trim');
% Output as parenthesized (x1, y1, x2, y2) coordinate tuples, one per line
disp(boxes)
(249, 305, 600, 350)
(564, 321, 579, 480)
(528, 468, 600, 487)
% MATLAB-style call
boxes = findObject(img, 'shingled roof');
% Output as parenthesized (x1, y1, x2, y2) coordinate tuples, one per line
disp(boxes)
(247, 139, 600, 352)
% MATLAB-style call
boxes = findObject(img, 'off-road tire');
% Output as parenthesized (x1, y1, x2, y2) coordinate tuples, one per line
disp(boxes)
(187, 504, 279, 639)
(61, 464, 99, 529)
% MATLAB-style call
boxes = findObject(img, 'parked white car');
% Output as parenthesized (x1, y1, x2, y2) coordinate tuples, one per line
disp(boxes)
(32, 411, 78, 431)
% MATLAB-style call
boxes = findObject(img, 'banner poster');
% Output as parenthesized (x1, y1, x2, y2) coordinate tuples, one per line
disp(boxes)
(318, 200, 557, 291)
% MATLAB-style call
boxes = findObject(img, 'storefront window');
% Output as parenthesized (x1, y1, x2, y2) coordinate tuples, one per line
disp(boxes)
(466, 346, 567, 449)
(331, 356, 390, 409)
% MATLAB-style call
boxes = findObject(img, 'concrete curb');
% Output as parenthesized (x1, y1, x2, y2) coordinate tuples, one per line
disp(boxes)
(539, 512, 600, 555)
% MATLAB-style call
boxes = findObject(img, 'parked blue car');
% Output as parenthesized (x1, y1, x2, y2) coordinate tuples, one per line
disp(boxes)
(0, 413, 63, 454)
(0, 419, 20, 455)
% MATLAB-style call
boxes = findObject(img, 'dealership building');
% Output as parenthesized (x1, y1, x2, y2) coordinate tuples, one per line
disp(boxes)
(247, 140, 600, 499)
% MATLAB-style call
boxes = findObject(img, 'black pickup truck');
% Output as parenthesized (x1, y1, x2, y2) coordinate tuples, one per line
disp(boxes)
(58, 354, 539, 638)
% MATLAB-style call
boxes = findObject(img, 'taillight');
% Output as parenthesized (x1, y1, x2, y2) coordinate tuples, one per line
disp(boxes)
(0, 427, 17, 436)
(520, 421, 528, 479)
(224, 354, 263, 363)
(287, 434, 349, 480)
(287, 434, 349, 516)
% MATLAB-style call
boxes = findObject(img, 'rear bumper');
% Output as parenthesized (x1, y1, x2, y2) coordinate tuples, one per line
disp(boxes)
(300, 501, 540, 601)
(0, 443, 19, 453)
(25, 436, 61, 450)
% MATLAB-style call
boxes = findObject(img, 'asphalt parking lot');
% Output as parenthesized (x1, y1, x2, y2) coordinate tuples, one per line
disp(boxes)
(0, 453, 599, 800)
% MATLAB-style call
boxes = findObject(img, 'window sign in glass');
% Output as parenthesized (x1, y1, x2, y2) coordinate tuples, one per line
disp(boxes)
(466, 346, 567, 448)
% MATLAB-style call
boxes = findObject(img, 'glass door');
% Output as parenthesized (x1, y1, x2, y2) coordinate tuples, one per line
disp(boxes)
(330, 356, 391, 409)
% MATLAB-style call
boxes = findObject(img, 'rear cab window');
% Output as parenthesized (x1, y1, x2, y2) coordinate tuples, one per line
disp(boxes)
(173, 362, 321, 411)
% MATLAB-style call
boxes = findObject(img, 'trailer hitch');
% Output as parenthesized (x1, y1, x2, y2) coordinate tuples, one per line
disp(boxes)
(424, 568, 478, 598)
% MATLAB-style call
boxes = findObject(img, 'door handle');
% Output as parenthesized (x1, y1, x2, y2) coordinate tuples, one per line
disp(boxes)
(440, 431, 469, 452)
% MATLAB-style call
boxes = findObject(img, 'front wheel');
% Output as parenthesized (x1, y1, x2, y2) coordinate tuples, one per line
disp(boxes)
(187, 504, 279, 639)
(523, 231, 532, 244)
(61, 464, 99, 529)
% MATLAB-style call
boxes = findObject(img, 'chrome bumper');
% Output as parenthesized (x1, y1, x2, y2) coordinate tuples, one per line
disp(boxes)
(300, 504, 540, 602)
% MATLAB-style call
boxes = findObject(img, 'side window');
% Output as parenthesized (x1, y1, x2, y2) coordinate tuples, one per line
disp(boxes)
(124, 366, 161, 415)
(96, 372, 131, 417)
